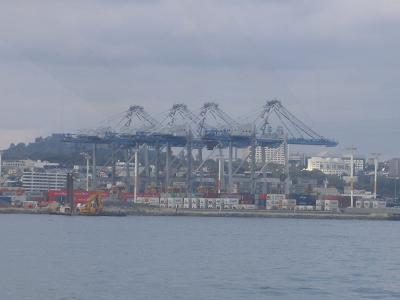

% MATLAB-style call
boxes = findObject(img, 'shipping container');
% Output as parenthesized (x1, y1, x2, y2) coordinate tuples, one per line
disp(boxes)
(372, 201, 386, 208)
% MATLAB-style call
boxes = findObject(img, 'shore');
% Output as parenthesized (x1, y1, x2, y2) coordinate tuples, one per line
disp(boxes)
(1, 206, 400, 221)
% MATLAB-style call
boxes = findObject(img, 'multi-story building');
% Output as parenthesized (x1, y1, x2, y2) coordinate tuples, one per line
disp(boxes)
(22, 171, 67, 191)
(307, 156, 364, 176)
(254, 144, 286, 165)
(388, 158, 400, 178)
(2, 159, 59, 169)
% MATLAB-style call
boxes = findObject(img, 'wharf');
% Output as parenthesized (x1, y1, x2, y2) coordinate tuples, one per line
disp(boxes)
(1, 207, 400, 221)
(125, 207, 400, 221)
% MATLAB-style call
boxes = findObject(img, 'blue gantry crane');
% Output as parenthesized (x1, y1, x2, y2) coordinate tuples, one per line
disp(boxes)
(61, 100, 337, 196)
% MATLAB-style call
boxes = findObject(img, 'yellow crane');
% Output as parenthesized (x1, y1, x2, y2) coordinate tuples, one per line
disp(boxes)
(77, 193, 104, 215)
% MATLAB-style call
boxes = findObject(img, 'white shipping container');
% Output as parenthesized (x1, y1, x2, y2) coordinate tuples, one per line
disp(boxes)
(207, 198, 216, 208)
(223, 198, 239, 205)
(324, 200, 339, 206)
(325, 207, 339, 211)
(282, 199, 296, 205)
(356, 200, 363, 208)
(267, 194, 286, 201)
(372, 201, 386, 208)
(135, 197, 144, 204)
(239, 204, 257, 210)
(363, 201, 371, 208)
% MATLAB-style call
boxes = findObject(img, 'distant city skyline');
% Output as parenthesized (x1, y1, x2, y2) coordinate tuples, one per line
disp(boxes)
(0, 1, 399, 157)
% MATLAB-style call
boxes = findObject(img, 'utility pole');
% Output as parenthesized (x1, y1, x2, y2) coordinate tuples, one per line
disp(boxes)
(218, 147, 225, 194)
(284, 138, 290, 195)
(0, 150, 2, 180)
(155, 144, 160, 190)
(80, 152, 91, 192)
(165, 143, 171, 192)
(92, 144, 97, 190)
(134, 148, 139, 203)
(371, 153, 380, 200)
(186, 130, 193, 195)
(144, 144, 149, 192)
(250, 126, 256, 195)
(228, 141, 233, 193)
(111, 144, 116, 186)
(125, 148, 131, 193)
(346, 147, 357, 207)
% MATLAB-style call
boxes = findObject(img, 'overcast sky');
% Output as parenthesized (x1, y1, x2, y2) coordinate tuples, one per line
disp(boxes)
(0, 0, 399, 157)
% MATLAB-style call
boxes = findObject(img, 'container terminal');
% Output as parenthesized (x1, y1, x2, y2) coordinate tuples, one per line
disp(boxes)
(0, 100, 398, 219)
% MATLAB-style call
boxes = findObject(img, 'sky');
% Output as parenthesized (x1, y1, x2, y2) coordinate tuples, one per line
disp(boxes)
(0, 0, 399, 158)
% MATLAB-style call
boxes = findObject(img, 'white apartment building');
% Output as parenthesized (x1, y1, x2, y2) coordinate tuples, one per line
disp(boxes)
(22, 171, 67, 191)
(307, 156, 364, 176)
(254, 144, 286, 165)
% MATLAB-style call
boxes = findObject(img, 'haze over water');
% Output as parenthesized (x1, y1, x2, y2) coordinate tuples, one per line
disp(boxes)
(1, 215, 399, 300)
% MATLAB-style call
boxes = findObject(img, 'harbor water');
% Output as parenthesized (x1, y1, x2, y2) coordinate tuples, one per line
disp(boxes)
(1, 215, 400, 300)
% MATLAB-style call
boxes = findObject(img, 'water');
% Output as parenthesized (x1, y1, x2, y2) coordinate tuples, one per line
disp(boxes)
(0, 215, 400, 300)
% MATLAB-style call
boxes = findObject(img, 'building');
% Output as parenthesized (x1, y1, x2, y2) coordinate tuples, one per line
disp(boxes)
(2, 159, 59, 169)
(307, 156, 364, 176)
(254, 144, 286, 165)
(22, 171, 67, 191)
(388, 158, 400, 178)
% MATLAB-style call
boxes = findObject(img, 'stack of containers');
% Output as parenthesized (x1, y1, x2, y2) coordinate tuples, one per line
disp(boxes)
(324, 200, 339, 211)
(239, 204, 257, 210)
(215, 198, 223, 209)
(191, 198, 199, 209)
(160, 197, 168, 208)
(258, 194, 267, 209)
(0, 195, 12, 207)
(167, 197, 176, 208)
(322, 195, 350, 208)
(292, 194, 316, 206)
(356, 199, 363, 208)
(207, 198, 216, 209)
(297, 205, 314, 210)
(266, 194, 285, 210)
(315, 199, 325, 210)
(372, 201, 386, 208)
(363, 200, 371, 208)
(183, 198, 191, 209)
(199, 198, 207, 209)
(281, 199, 297, 210)
(240, 193, 255, 205)
(223, 198, 239, 209)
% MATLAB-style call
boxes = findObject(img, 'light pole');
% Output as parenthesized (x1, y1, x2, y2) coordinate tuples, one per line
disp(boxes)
(0, 150, 2, 180)
(371, 153, 380, 200)
(80, 152, 91, 191)
(346, 147, 357, 207)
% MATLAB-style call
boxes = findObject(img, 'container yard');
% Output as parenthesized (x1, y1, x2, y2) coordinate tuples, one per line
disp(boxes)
(0, 102, 398, 220)
(1, 186, 399, 221)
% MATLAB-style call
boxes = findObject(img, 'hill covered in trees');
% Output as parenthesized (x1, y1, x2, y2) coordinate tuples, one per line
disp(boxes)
(2, 135, 114, 167)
